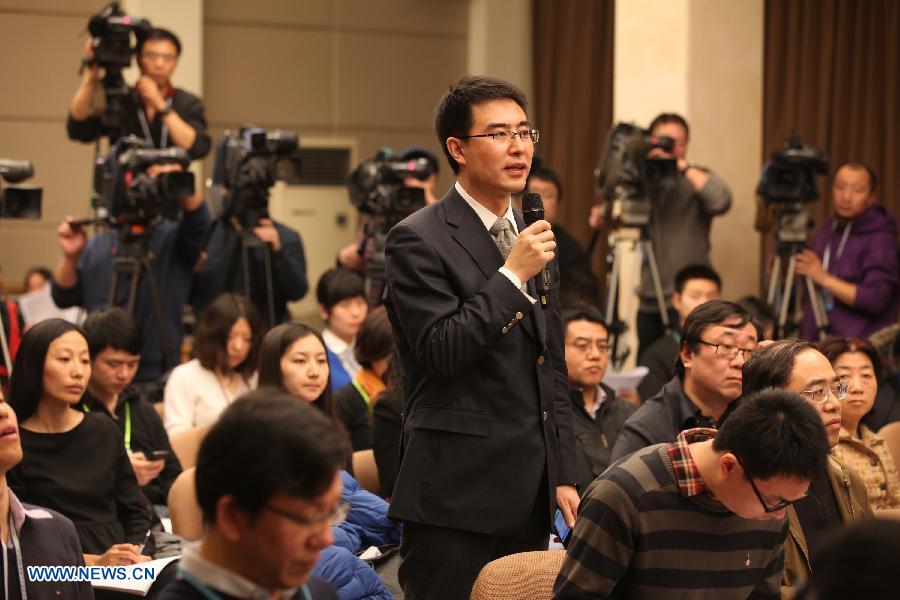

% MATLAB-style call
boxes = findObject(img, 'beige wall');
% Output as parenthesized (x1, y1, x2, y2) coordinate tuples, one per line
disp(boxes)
(613, 0, 764, 366)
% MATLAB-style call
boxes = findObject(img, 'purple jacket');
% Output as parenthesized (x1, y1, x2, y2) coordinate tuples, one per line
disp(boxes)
(802, 204, 899, 339)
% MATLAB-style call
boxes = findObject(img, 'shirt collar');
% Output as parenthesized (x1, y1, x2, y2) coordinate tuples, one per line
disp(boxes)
(322, 327, 351, 355)
(586, 385, 607, 420)
(180, 543, 300, 600)
(667, 427, 718, 498)
(455, 181, 519, 235)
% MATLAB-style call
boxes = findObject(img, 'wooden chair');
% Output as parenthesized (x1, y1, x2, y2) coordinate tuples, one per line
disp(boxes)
(352, 449, 381, 496)
(167, 468, 203, 540)
(878, 421, 900, 471)
(169, 425, 210, 470)
(470, 551, 566, 600)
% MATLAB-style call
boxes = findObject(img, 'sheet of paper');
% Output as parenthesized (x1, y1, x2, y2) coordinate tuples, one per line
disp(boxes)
(91, 555, 181, 596)
(602, 366, 649, 390)
(16, 287, 84, 326)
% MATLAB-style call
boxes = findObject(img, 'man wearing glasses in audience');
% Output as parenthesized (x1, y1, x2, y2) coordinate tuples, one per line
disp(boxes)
(742, 340, 872, 596)
(555, 389, 829, 598)
(67, 27, 210, 160)
(611, 300, 761, 462)
(562, 305, 635, 492)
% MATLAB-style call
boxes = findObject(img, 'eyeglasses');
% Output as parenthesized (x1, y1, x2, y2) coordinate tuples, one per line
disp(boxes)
(800, 382, 848, 406)
(141, 51, 177, 63)
(263, 500, 350, 530)
(736, 456, 806, 513)
(458, 129, 540, 144)
(566, 339, 610, 354)
(696, 340, 755, 361)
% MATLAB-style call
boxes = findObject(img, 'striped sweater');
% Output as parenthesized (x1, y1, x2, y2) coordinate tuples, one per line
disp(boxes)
(553, 442, 787, 599)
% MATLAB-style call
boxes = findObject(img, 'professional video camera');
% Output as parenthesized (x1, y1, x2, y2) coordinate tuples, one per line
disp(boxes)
(91, 135, 194, 241)
(0, 159, 42, 220)
(211, 126, 303, 229)
(594, 122, 676, 227)
(84, 1, 151, 140)
(347, 149, 434, 305)
(757, 136, 829, 252)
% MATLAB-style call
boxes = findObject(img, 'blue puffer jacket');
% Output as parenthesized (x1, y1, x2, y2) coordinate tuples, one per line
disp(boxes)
(312, 472, 402, 600)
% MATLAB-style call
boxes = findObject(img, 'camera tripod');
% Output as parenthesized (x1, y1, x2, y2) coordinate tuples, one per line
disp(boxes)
(766, 243, 830, 340)
(604, 224, 670, 370)
(108, 235, 175, 372)
(223, 227, 277, 327)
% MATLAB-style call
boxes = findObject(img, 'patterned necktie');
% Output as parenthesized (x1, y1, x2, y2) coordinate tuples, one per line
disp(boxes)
(490, 217, 516, 260)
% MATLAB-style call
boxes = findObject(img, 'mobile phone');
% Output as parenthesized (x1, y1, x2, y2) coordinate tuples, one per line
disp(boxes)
(149, 450, 170, 460)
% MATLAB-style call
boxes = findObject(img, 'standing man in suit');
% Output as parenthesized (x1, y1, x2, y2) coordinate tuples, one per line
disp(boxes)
(383, 75, 580, 600)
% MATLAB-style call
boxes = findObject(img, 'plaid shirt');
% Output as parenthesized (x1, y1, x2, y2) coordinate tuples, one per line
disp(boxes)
(667, 427, 718, 497)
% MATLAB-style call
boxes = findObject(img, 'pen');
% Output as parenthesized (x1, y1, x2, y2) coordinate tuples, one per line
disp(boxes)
(139, 528, 153, 553)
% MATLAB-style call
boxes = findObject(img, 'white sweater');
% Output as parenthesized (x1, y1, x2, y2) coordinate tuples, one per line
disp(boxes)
(163, 359, 257, 435)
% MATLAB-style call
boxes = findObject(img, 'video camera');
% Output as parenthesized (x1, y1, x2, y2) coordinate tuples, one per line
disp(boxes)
(594, 122, 676, 227)
(347, 148, 434, 305)
(757, 137, 829, 252)
(84, 1, 151, 140)
(89, 135, 194, 241)
(347, 149, 432, 228)
(211, 126, 303, 229)
(0, 159, 42, 220)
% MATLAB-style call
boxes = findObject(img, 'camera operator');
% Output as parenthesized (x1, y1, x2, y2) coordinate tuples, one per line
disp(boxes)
(590, 113, 732, 356)
(67, 27, 211, 160)
(795, 162, 899, 340)
(51, 164, 211, 384)
(337, 145, 440, 273)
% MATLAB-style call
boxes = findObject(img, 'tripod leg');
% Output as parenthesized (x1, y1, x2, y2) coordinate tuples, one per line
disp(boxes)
(778, 255, 797, 337)
(141, 258, 176, 373)
(262, 244, 276, 326)
(804, 276, 830, 340)
(605, 238, 622, 326)
(643, 239, 671, 333)
(767, 255, 782, 307)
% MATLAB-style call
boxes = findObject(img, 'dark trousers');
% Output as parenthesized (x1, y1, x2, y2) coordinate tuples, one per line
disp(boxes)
(397, 486, 550, 600)
(637, 308, 679, 360)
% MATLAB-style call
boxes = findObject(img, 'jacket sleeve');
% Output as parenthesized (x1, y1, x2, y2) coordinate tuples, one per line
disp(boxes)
(547, 264, 579, 488)
(695, 170, 732, 217)
(271, 224, 309, 302)
(385, 221, 534, 378)
(66, 113, 101, 143)
(852, 230, 899, 314)
(163, 364, 197, 435)
(311, 545, 393, 600)
(176, 93, 212, 160)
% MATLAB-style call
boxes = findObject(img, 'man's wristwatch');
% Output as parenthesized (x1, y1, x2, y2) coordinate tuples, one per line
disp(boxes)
(158, 104, 173, 117)
(680, 160, 699, 175)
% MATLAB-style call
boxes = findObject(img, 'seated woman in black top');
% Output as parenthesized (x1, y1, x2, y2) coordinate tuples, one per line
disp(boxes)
(333, 306, 395, 451)
(7, 319, 152, 567)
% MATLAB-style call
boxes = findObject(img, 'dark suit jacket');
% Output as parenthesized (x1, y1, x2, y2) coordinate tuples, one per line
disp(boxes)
(383, 187, 578, 535)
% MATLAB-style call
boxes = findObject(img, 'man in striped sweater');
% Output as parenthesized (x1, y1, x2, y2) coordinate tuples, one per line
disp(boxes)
(554, 389, 830, 599)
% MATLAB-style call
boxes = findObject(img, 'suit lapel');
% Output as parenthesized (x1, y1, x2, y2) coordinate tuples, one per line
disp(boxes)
(444, 190, 504, 279)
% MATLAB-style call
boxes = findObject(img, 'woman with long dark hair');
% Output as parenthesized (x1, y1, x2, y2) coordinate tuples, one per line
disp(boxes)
(6, 318, 152, 566)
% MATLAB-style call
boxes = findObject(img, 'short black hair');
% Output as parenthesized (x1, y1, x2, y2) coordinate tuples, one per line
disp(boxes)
(193, 293, 264, 380)
(315, 268, 365, 313)
(798, 520, 900, 600)
(818, 336, 884, 382)
(83, 308, 143, 357)
(735, 295, 776, 337)
(8, 319, 86, 422)
(674, 264, 721, 294)
(677, 300, 762, 379)
(354, 306, 394, 370)
(713, 388, 828, 481)
(649, 112, 690, 139)
(742, 339, 816, 395)
(136, 27, 182, 56)
(561, 304, 607, 332)
(434, 75, 528, 174)
(528, 164, 563, 203)
(195, 389, 348, 524)
(834, 161, 878, 194)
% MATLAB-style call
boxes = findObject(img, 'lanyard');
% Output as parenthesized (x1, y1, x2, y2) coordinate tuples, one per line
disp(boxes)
(83, 401, 132, 452)
(179, 567, 312, 600)
(351, 378, 372, 410)
(2, 513, 28, 600)
(822, 220, 852, 273)
(135, 89, 170, 150)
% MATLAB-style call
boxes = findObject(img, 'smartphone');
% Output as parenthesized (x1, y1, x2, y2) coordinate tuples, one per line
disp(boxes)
(149, 450, 170, 460)
(554, 509, 572, 548)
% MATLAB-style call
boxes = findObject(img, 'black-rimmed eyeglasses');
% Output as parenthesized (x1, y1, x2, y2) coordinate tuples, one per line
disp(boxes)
(263, 501, 350, 529)
(457, 129, 540, 144)
(697, 340, 755, 361)
(736, 456, 806, 513)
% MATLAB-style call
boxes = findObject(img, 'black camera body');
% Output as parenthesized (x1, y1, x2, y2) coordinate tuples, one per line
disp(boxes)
(595, 122, 676, 227)
(0, 159, 42, 220)
(212, 127, 303, 229)
(348, 149, 432, 227)
(757, 137, 829, 252)
(94, 136, 193, 237)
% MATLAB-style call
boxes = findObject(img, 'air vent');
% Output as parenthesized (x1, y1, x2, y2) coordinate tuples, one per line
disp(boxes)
(291, 148, 351, 186)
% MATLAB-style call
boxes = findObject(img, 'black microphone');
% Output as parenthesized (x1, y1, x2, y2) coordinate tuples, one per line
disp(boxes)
(522, 192, 552, 308)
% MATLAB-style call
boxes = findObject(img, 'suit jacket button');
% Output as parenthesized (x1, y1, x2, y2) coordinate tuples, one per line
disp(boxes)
(537, 355, 545, 365)
(542, 410, 549, 421)
(515, 311, 524, 320)
(502, 326, 509, 334)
